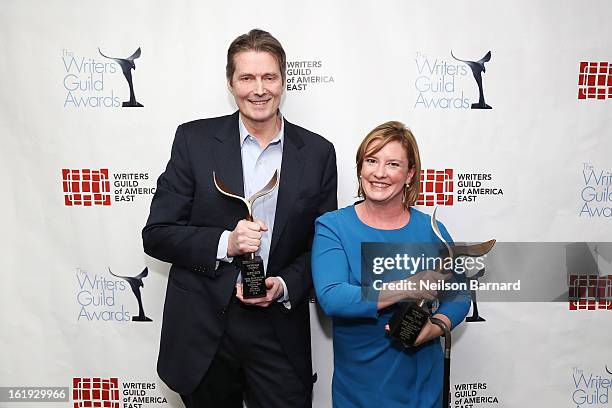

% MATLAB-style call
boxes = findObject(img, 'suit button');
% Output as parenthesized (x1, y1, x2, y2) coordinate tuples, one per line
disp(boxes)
(220, 308, 226, 316)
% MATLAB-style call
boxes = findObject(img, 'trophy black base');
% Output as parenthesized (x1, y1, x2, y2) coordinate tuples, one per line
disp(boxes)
(471, 102, 492, 109)
(123, 101, 144, 107)
(240, 256, 267, 299)
(466, 315, 486, 322)
(132, 315, 152, 322)
(388, 301, 430, 348)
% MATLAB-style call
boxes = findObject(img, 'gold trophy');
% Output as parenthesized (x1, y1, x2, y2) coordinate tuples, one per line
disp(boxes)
(387, 206, 496, 347)
(213, 170, 279, 298)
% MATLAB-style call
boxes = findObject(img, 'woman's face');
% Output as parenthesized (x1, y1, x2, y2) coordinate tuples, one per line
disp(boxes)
(360, 140, 415, 207)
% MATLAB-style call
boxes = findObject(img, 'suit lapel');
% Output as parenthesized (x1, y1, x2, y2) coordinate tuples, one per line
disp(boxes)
(211, 113, 305, 256)
(212, 111, 244, 197)
(270, 119, 305, 256)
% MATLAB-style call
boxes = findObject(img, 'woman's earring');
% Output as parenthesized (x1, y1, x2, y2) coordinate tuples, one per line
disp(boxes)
(358, 177, 363, 196)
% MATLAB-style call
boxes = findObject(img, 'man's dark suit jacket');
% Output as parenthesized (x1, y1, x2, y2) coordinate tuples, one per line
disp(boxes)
(142, 111, 337, 395)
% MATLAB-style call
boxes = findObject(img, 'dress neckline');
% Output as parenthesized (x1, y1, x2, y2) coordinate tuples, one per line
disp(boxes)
(350, 204, 413, 232)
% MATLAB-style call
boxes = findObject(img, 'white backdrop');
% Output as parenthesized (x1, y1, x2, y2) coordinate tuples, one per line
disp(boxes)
(1, 0, 611, 407)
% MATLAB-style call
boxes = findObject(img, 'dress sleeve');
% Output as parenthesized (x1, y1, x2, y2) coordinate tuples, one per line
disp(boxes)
(312, 214, 379, 319)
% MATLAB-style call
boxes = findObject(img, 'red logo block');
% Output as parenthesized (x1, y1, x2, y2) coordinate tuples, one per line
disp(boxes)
(568, 275, 612, 310)
(416, 169, 454, 206)
(72, 377, 119, 408)
(578, 61, 612, 100)
(62, 169, 111, 206)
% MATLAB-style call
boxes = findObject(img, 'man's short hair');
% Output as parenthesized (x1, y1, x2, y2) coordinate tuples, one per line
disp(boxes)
(226, 29, 286, 84)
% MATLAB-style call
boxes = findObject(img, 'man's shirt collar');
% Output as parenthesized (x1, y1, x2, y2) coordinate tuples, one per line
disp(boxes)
(238, 113, 284, 148)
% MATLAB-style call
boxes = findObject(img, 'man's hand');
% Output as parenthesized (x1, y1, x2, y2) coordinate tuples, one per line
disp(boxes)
(235, 277, 285, 307)
(227, 219, 268, 257)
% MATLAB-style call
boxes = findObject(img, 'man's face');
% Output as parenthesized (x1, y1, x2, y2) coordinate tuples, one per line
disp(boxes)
(228, 50, 284, 128)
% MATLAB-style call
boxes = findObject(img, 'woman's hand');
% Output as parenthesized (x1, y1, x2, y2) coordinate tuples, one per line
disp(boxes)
(413, 313, 452, 346)
(384, 313, 451, 346)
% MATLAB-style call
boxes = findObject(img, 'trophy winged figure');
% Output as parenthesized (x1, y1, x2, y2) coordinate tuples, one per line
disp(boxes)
(451, 50, 492, 109)
(108, 267, 152, 321)
(98, 47, 144, 107)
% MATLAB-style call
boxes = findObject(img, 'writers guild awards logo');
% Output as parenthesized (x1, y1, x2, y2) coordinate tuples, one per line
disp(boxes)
(417, 169, 454, 206)
(566, 242, 612, 310)
(571, 366, 612, 406)
(61, 168, 155, 207)
(73, 378, 119, 408)
(580, 163, 612, 218)
(72, 377, 168, 406)
(578, 62, 612, 100)
(62, 169, 111, 206)
(108, 267, 152, 321)
(98, 47, 144, 107)
(451, 51, 492, 109)
(416, 169, 503, 206)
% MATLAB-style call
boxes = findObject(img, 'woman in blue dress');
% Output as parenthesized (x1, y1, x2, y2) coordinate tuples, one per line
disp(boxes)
(312, 121, 470, 408)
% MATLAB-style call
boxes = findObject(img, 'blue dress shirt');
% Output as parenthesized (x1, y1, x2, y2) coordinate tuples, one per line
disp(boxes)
(216, 114, 289, 303)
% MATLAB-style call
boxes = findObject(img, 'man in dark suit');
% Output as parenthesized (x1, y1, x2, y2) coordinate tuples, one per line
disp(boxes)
(142, 29, 337, 408)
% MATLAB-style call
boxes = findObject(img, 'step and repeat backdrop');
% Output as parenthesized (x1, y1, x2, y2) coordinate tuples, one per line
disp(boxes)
(1, 0, 611, 407)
